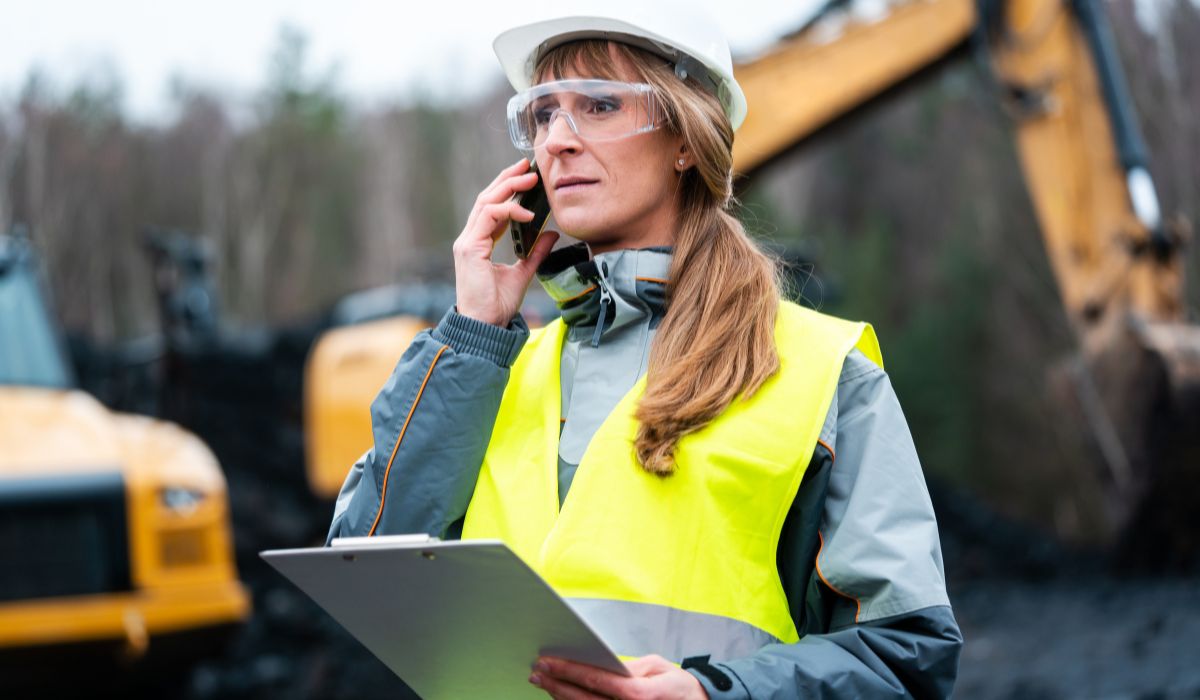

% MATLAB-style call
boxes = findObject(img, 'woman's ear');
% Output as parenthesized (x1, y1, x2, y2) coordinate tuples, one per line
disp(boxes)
(675, 143, 690, 171)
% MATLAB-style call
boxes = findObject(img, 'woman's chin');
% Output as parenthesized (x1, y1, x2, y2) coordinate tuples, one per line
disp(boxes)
(553, 213, 621, 239)
(555, 226, 616, 249)
(548, 209, 588, 235)
(551, 223, 596, 244)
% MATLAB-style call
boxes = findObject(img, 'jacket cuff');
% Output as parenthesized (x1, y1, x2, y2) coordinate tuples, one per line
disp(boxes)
(431, 307, 529, 367)
(683, 657, 749, 699)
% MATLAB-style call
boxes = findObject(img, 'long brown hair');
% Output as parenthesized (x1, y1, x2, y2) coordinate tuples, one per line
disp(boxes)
(537, 41, 780, 475)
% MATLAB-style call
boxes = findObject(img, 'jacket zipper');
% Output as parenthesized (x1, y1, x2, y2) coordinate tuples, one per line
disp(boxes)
(591, 260, 612, 348)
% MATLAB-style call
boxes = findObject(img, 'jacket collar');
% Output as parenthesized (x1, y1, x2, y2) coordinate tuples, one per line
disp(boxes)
(536, 243, 671, 346)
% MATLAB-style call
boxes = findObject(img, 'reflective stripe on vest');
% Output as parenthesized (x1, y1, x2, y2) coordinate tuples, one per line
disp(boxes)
(565, 598, 782, 662)
(462, 301, 882, 662)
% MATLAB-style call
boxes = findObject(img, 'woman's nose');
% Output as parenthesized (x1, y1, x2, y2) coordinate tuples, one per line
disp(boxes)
(542, 110, 582, 156)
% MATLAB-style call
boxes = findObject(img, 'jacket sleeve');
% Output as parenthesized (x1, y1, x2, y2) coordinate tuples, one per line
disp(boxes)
(325, 308, 528, 543)
(685, 350, 963, 699)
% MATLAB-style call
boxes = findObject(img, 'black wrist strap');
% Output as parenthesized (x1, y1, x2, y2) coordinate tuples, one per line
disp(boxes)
(681, 654, 734, 692)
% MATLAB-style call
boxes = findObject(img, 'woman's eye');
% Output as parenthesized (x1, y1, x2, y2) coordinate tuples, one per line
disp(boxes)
(587, 97, 622, 115)
(532, 108, 555, 126)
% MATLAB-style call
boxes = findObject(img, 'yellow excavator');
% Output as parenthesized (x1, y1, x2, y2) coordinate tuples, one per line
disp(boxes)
(0, 230, 249, 688)
(729, 0, 1199, 548)
(304, 0, 1198, 548)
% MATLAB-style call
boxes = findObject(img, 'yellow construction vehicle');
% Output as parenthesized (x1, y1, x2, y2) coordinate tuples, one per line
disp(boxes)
(303, 0, 1198, 548)
(0, 231, 249, 688)
(731, 0, 1198, 546)
(305, 314, 431, 497)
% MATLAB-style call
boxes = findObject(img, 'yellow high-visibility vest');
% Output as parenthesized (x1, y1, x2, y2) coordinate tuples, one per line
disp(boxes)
(462, 301, 882, 661)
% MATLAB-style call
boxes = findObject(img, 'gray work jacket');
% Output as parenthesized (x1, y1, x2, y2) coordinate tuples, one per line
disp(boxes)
(328, 246, 962, 698)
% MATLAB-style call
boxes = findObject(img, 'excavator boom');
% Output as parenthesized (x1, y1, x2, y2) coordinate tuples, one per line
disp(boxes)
(732, 0, 1198, 546)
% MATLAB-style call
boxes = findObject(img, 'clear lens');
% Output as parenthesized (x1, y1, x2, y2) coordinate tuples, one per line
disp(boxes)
(507, 80, 663, 151)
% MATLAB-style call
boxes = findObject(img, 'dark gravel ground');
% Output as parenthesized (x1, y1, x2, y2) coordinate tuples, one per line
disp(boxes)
(934, 482, 1200, 700)
(952, 576, 1200, 699)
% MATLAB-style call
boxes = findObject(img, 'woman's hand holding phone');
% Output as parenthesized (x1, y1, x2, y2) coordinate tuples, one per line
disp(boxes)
(453, 158, 559, 327)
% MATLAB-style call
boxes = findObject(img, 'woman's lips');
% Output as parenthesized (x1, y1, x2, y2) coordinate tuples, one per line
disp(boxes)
(555, 179, 598, 193)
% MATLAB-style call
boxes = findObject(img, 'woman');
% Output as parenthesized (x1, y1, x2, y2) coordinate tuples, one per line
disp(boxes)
(329, 6, 962, 698)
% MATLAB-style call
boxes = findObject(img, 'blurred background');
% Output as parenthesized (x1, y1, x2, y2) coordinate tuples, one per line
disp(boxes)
(1, 0, 1198, 698)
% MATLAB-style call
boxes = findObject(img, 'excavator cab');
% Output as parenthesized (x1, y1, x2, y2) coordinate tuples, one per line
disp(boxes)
(0, 233, 73, 388)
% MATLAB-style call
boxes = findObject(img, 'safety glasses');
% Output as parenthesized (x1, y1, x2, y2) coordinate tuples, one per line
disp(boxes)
(506, 79, 666, 152)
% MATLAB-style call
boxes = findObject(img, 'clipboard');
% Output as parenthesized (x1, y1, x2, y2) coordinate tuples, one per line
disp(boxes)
(261, 536, 628, 699)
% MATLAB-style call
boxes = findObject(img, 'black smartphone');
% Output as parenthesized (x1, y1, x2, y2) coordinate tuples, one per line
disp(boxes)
(510, 161, 552, 259)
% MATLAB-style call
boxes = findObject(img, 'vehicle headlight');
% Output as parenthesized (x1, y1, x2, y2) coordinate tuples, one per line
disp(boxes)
(160, 486, 207, 516)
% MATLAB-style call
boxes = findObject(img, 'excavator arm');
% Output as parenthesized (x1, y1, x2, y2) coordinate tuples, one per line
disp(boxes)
(732, 0, 1198, 546)
(733, 0, 1183, 327)
(734, 0, 977, 174)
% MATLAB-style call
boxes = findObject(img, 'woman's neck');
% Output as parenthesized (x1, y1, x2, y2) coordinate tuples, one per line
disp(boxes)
(583, 196, 680, 254)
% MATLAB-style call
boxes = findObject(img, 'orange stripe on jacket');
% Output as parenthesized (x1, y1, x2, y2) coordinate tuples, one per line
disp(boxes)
(815, 531, 862, 623)
(817, 438, 836, 462)
(559, 285, 597, 304)
(368, 344, 450, 536)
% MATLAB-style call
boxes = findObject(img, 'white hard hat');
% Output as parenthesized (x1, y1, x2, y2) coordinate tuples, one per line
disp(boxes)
(493, 4, 748, 131)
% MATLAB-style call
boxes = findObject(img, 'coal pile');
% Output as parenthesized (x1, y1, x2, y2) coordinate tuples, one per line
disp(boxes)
(928, 483, 1200, 699)
(952, 575, 1200, 699)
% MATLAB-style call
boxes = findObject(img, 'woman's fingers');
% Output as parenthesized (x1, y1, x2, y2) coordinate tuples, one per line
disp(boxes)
(458, 202, 533, 252)
(531, 674, 609, 700)
(461, 160, 538, 242)
(482, 157, 530, 194)
(482, 200, 534, 223)
(533, 658, 630, 699)
(479, 159, 534, 201)
(484, 202, 534, 242)
(461, 188, 535, 246)
(462, 160, 530, 230)
(480, 170, 539, 207)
